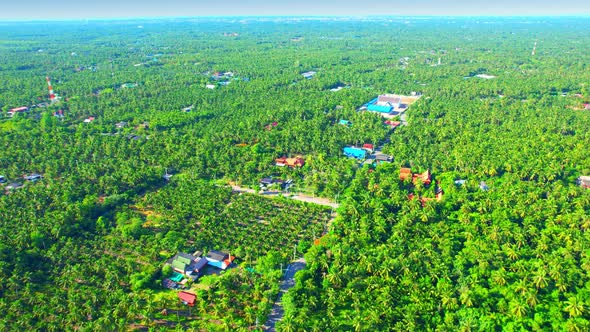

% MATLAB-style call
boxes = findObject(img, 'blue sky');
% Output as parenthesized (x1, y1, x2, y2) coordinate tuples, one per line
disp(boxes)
(2, 0, 590, 20)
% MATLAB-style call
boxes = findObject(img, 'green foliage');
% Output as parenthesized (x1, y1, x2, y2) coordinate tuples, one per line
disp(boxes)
(1, 16, 590, 331)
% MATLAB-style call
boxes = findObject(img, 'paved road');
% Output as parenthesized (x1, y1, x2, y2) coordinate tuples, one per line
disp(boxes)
(263, 258, 307, 331)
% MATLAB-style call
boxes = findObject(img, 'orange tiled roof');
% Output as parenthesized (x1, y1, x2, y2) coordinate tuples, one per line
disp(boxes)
(400, 168, 412, 181)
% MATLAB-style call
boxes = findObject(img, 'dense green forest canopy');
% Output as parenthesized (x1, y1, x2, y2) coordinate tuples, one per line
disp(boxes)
(0, 17, 589, 330)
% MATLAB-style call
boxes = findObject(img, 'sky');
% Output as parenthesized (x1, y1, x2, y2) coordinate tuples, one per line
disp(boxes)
(1, 0, 590, 20)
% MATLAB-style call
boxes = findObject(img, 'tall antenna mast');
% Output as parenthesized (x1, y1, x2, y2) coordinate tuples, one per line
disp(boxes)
(531, 41, 537, 56)
(46, 76, 57, 103)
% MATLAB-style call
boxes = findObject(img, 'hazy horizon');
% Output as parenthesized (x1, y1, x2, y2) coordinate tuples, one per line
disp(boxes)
(2, 0, 590, 21)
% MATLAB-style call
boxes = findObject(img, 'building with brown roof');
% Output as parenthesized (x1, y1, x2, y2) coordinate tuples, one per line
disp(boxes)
(275, 156, 305, 168)
(400, 168, 412, 181)
(413, 170, 432, 186)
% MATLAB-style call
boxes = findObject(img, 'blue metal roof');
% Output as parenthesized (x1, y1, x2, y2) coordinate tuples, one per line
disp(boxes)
(343, 147, 366, 159)
(367, 104, 393, 113)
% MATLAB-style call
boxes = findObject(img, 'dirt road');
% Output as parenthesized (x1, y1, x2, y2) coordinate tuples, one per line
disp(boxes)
(230, 185, 339, 209)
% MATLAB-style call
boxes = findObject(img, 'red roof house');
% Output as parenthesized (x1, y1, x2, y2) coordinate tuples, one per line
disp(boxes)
(362, 143, 374, 152)
(178, 291, 196, 306)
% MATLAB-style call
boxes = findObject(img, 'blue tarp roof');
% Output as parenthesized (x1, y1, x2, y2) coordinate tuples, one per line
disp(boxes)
(368, 104, 393, 113)
(343, 147, 366, 159)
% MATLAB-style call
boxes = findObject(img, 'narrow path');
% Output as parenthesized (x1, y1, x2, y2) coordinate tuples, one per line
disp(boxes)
(263, 258, 307, 331)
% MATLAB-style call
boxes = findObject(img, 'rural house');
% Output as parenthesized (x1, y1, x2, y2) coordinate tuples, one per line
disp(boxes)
(205, 250, 234, 270)
(167, 252, 208, 278)
(578, 176, 590, 189)
(399, 168, 432, 185)
(260, 177, 285, 190)
(413, 170, 432, 186)
(275, 156, 305, 167)
(301, 71, 316, 79)
(24, 173, 42, 182)
(7, 106, 29, 117)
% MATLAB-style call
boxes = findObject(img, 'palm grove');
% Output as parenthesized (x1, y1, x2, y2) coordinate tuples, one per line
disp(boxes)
(0, 17, 589, 331)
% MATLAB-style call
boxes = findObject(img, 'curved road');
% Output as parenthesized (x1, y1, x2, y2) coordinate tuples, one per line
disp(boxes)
(263, 258, 307, 331)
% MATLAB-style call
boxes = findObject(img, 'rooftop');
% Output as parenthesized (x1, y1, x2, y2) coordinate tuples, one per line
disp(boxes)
(9, 106, 28, 112)
(578, 176, 590, 188)
(275, 156, 305, 167)
(207, 250, 229, 262)
(178, 291, 196, 306)
(400, 168, 412, 181)
(301, 71, 316, 78)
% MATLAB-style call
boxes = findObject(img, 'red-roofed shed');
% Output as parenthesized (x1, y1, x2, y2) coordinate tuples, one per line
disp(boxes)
(362, 143, 374, 152)
(178, 291, 196, 306)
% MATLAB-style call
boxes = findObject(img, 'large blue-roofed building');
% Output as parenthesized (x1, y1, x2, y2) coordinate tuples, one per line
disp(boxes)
(365, 94, 403, 113)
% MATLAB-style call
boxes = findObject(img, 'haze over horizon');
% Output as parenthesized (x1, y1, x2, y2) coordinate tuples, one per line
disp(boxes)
(2, 0, 590, 20)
